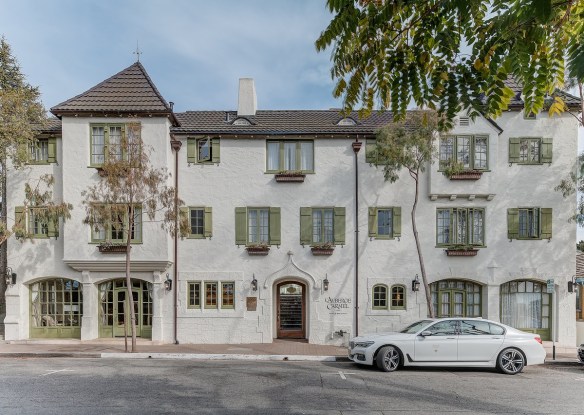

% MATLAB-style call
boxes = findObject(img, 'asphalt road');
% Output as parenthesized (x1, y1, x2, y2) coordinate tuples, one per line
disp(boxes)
(0, 358, 582, 414)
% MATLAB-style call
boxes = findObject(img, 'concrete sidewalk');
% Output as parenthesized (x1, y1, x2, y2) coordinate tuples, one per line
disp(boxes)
(0, 338, 580, 365)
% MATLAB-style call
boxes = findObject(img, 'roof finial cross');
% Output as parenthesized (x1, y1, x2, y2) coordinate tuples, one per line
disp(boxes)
(133, 41, 142, 62)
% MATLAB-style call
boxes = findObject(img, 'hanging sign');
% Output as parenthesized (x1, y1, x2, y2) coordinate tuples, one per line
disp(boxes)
(546, 279, 555, 293)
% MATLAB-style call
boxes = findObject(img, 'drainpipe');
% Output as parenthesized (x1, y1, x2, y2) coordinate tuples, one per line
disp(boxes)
(170, 135, 182, 345)
(352, 139, 362, 337)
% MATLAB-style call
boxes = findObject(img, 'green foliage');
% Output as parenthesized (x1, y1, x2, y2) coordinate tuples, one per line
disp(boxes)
(375, 111, 437, 182)
(316, 1, 583, 128)
(2, 174, 73, 246)
(556, 151, 584, 226)
(0, 36, 46, 168)
(577, 240, 584, 252)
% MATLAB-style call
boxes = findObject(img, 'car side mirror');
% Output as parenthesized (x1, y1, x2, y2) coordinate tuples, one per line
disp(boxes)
(420, 331, 433, 337)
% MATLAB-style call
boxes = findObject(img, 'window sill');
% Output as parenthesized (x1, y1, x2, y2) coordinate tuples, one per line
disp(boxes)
(311, 246, 334, 256)
(445, 248, 479, 256)
(98, 243, 130, 253)
(448, 171, 483, 180)
(246, 246, 270, 256)
(274, 172, 306, 182)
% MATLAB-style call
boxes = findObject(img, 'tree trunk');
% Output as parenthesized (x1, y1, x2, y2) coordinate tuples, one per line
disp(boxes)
(411, 169, 435, 318)
(126, 204, 137, 352)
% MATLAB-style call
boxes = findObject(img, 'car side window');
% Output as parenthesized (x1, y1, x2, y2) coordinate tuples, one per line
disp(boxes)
(460, 320, 491, 335)
(489, 323, 505, 335)
(426, 320, 458, 336)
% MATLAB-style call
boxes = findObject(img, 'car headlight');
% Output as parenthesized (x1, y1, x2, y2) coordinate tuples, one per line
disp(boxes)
(354, 341, 375, 348)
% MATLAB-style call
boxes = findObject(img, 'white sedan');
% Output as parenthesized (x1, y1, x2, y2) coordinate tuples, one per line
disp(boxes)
(348, 318, 546, 375)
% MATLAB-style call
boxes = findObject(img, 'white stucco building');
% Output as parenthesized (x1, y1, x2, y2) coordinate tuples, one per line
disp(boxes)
(3, 62, 581, 347)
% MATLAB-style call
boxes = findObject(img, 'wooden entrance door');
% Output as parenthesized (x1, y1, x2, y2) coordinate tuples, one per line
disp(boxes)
(277, 282, 305, 339)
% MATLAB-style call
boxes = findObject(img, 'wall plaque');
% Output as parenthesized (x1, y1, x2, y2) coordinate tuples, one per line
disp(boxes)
(246, 297, 257, 311)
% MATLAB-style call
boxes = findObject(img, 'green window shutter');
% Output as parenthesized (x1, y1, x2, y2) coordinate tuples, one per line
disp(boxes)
(509, 138, 521, 163)
(187, 138, 197, 163)
(393, 207, 401, 238)
(14, 206, 25, 237)
(180, 207, 189, 235)
(541, 138, 553, 163)
(204, 207, 213, 238)
(235, 207, 247, 245)
(507, 208, 519, 240)
(48, 137, 57, 163)
(368, 207, 377, 237)
(300, 207, 312, 245)
(540, 208, 552, 239)
(211, 138, 220, 163)
(47, 218, 59, 238)
(365, 139, 376, 164)
(269, 207, 281, 245)
(334, 207, 346, 245)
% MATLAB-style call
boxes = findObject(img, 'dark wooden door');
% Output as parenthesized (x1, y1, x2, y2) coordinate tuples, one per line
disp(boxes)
(277, 282, 305, 339)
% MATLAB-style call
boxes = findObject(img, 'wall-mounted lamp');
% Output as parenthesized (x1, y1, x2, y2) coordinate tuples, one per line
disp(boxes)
(412, 274, 420, 292)
(251, 274, 258, 291)
(323, 274, 329, 291)
(164, 273, 172, 291)
(568, 275, 583, 293)
(5, 267, 16, 286)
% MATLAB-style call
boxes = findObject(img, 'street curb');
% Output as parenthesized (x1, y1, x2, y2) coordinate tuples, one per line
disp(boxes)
(0, 353, 101, 358)
(100, 352, 347, 361)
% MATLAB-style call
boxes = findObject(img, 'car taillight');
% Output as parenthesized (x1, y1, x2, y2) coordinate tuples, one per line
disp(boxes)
(534, 336, 542, 344)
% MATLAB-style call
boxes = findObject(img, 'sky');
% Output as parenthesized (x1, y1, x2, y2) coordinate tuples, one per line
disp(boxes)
(0, 0, 337, 112)
(2, 0, 584, 241)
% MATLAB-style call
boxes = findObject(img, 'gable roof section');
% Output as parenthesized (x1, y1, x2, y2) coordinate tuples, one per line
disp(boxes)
(504, 77, 581, 110)
(172, 110, 397, 136)
(50, 62, 175, 118)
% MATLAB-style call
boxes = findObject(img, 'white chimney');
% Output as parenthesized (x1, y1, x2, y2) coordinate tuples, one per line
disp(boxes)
(237, 78, 257, 116)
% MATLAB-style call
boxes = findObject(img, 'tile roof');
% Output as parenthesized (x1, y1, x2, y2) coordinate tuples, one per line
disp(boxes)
(503, 77, 581, 109)
(171, 110, 397, 136)
(50, 62, 173, 115)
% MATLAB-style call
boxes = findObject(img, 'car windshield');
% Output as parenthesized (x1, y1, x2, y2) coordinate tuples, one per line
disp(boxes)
(399, 320, 434, 334)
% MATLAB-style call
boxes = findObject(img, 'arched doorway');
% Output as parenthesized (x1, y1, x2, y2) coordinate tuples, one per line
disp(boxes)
(98, 279, 152, 339)
(500, 280, 551, 340)
(276, 281, 306, 339)
(430, 279, 482, 318)
(30, 278, 83, 339)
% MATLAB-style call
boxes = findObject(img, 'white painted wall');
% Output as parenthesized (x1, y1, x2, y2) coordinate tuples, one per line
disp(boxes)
(4, 110, 579, 347)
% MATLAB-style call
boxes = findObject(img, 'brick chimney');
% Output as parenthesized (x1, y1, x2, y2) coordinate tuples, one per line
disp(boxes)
(237, 78, 257, 116)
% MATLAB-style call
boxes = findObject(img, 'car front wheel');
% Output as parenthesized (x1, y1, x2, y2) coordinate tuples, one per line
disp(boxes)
(375, 346, 400, 372)
(497, 348, 525, 375)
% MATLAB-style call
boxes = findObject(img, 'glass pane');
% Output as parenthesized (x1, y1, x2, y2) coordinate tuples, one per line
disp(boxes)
(198, 138, 211, 161)
(377, 209, 392, 236)
(248, 210, 258, 243)
(300, 142, 313, 171)
(259, 209, 269, 243)
(190, 209, 204, 235)
(284, 142, 296, 171)
(439, 137, 454, 162)
(457, 136, 471, 168)
(474, 137, 487, 169)
(323, 209, 334, 243)
(109, 126, 123, 161)
(437, 209, 450, 244)
(92, 127, 105, 164)
(267, 142, 280, 171)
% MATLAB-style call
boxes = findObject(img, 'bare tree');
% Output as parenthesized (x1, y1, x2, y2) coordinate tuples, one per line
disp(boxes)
(374, 111, 437, 317)
(82, 122, 185, 352)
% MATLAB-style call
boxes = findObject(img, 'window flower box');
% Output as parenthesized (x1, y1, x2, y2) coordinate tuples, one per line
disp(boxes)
(449, 171, 483, 180)
(246, 244, 270, 255)
(445, 248, 478, 256)
(311, 244, 334, 256)
(98, 243, 129, 253)
(275, 171, 306, 182)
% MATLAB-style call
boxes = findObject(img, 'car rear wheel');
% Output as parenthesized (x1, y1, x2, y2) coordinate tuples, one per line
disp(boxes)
(497, 348, 525, 375)
(375, 346, 400, 372)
